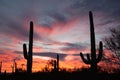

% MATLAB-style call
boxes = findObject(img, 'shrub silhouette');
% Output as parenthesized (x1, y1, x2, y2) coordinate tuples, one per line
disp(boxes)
(80, 11, 103, 72)
(23, 21, 33, 73)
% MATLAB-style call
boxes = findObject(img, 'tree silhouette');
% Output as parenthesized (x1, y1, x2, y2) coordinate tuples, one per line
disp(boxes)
(104, 28, 120, 60)
(80, 11, 103, 72)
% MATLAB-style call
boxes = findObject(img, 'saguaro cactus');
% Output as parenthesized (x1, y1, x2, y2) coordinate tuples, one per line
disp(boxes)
(80, 11, 103, 72)
(50, 54, 59, 72)
(53, 60, 57, 70)
(56, 54, 59, 71)
(0, 61, 2, 73)
(23, 21, 33, 73)
(14, 59, 17, 73)
(11, 59, 17, 73)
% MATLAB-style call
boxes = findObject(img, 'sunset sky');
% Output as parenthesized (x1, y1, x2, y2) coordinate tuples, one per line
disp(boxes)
(0, 0, 120, 73)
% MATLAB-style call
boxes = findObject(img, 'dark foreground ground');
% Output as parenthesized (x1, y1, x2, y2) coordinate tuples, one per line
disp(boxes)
(0, 71, 120, 80)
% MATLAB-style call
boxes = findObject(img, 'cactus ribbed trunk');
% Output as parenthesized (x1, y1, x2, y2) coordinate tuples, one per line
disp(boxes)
(91, 63, 97, 72)
(80, 11, 103, 73)
(27, 22, 33, 73)
(23, 21, 33, 73)
(89, 11, 96, 61)
(89, 11, 97, 72)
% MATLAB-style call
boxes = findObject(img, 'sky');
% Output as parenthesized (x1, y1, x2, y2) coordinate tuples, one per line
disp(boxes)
(0, 0, 120, 72)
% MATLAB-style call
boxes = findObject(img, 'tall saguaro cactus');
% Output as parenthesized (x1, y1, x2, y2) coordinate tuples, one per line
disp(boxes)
(0, 61, 2, 73)
(80, 11, 103, 72)
(23, 21, 33, 73)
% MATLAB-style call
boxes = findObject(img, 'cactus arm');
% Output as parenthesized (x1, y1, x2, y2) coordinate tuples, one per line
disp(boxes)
(28, 21, 33, 73)
(86, 54, 91, 62)
(23, 44, 28, 59)
(80, 52, 90, 64)
(96, 41, 103, 63)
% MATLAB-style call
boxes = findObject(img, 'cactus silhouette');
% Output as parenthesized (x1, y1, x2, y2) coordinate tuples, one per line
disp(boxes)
(49, 54, 59, 72)
(23, 21, 33, 73)
(80, 11, 103, 72)
(53, 60, 57, 70)
(11, 66, 14, 73)
(11, 59, 17, 73)
(0, 61, 2, 73)
(14, 59, 17, 73)
(56, 54, 59, 71)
